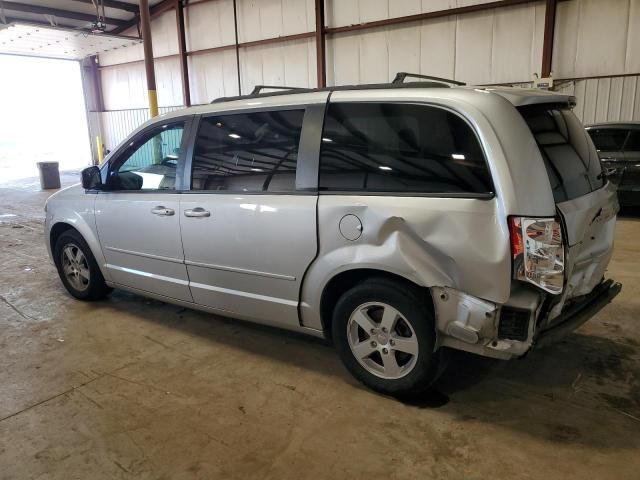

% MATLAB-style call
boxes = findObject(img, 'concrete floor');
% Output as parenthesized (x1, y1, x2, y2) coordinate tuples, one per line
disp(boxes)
(1, 173, 639, 480)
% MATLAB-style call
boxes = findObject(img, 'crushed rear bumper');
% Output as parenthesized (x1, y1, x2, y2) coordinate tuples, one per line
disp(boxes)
(533, 279, 622, 349)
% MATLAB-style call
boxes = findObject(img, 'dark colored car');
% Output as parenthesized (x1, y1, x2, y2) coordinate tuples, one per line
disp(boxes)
(586, 122, 640, 206)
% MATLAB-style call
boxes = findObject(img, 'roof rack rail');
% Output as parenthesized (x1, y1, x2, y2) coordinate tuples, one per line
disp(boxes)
(211, 85, 312, 103)
(210, 73, 466, 103)
(392, 72, 466, 87)
(250, 85, 312, 95)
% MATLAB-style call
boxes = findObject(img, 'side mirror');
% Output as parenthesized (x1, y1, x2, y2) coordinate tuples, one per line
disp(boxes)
(81, 166, 103, 190)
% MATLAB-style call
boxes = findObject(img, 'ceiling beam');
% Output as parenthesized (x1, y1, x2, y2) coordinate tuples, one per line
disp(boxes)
(110, 0, 176, 35)
(0, 1, 129, 26)
(71, 0, 139, 14)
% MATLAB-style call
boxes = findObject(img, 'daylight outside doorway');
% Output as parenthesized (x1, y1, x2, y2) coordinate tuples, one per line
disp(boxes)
(0, 54, 91, 185)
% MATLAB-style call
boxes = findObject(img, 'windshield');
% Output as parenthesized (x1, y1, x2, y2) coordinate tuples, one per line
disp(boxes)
(518, 104, 604, 203)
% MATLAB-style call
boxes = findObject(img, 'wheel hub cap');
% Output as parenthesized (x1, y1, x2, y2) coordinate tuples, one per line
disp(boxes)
(346, 302, 419, 380)
(61, 243, 90, 292)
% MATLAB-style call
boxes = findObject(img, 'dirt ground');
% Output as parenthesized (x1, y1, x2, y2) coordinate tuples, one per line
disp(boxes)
(1, 172, 639, 480)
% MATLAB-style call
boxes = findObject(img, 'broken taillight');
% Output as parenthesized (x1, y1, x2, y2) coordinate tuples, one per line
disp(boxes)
(508, 216, 564, 294)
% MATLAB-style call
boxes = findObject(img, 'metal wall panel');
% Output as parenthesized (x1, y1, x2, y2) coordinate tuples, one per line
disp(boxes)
(555, 75, 640, 124)
(553, 0, 640, 78)
(325, 0, 503, 27)
(628, 0, 640, 73)
(95, 0, 640, 122)
(101, 57, 183, 110)
(455, 11, 494, 83)
(101, 105, 183, 152)
(236, 0, 314, 43)
(327, 2, 544, 86)
(188, 49, 240, 104)
(239, 38, 316, 93)
(185, 0, 236, 52)
(99, 10, 177, 67)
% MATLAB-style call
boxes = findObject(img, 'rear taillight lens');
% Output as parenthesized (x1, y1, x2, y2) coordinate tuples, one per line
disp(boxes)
(508, 216, 564, 294)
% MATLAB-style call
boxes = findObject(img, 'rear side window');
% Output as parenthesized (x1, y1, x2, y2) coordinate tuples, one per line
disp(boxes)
(191, 109, 304, 192)
(587, 128, 628, 151)
(319, 103, 493, 194)
(519, 105, 604, 203)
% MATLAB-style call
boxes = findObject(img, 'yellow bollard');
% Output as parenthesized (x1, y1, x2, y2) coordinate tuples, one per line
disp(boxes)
(95, 136, 104, 164)
(148, 89, 159, 118)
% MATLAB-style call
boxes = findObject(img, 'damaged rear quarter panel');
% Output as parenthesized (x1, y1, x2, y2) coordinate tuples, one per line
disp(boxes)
(300, 195, 511, 331)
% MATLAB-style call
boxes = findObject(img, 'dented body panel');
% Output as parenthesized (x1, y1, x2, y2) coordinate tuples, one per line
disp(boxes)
(300, 195, 511, 330)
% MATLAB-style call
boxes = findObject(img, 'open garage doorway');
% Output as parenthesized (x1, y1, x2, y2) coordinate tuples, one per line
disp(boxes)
(0, 54, 91, 184)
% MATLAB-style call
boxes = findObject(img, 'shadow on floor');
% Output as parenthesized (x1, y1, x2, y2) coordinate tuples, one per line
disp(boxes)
(95, 288, 640, 449)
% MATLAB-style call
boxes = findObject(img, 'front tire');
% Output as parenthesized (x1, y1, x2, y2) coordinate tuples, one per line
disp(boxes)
(332, 278, 439, 396)
(53, 230, 111, 300)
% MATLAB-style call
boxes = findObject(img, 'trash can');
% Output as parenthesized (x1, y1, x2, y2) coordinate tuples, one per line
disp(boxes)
(37, 162, 61, 190)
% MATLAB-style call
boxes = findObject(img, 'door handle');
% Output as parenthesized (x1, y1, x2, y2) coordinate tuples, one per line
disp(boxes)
(151, 206, 175, 216)
(184, 207, 211, 218)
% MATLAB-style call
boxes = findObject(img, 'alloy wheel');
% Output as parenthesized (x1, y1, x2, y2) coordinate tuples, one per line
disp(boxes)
(61, 243, 90, 292)
(346, 302, 419, 380)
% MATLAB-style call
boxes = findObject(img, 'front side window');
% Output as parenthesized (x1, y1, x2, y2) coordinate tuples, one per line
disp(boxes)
(587, 128, 628, 152)
(108, 122, 184, 190)
(319, 102, 493, 194)
(191, 110, 304, 192)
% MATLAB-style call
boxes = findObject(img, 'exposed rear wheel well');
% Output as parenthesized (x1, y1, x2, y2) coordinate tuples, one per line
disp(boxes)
(320, 269, 433, 339)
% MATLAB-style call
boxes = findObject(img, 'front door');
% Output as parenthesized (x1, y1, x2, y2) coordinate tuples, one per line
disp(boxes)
(179, 107, 320, 328)
(95, 118, 193, 302)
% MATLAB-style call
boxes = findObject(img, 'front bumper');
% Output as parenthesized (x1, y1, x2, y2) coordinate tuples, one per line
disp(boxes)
(533, 279, 622, 349)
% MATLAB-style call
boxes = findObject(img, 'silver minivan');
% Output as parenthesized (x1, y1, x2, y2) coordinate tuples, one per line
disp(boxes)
(45, 75, 621, 395)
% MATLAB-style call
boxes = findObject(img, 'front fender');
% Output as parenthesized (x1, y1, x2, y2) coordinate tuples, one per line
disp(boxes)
(45, 186, 110, 282)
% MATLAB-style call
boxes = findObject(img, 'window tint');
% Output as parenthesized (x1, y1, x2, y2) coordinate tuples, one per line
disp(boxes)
(625, 131, 640, 151)
(108, 122, 184, 190)
(587, 128, 627, 151)
(318, 103, 492, 194)
(191, 110, 304, 192)
(519, 105, 603, 203)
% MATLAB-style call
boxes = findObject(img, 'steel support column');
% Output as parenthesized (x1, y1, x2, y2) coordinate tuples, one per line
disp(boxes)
(175, 0, 191, 106)
(541, 0, 557, 78)
(140, 0, 159, 117)
(232, 0, 241, 95)
(89, 55, 105, 113)
(315, 0, 326, 88)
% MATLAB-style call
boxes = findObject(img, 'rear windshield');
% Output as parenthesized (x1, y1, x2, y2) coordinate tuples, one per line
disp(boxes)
(519, 105, 604, 203)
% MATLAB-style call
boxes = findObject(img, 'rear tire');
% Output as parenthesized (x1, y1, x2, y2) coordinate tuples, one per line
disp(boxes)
(332, 277, 441, 396)
(53, 230, 111, 301)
